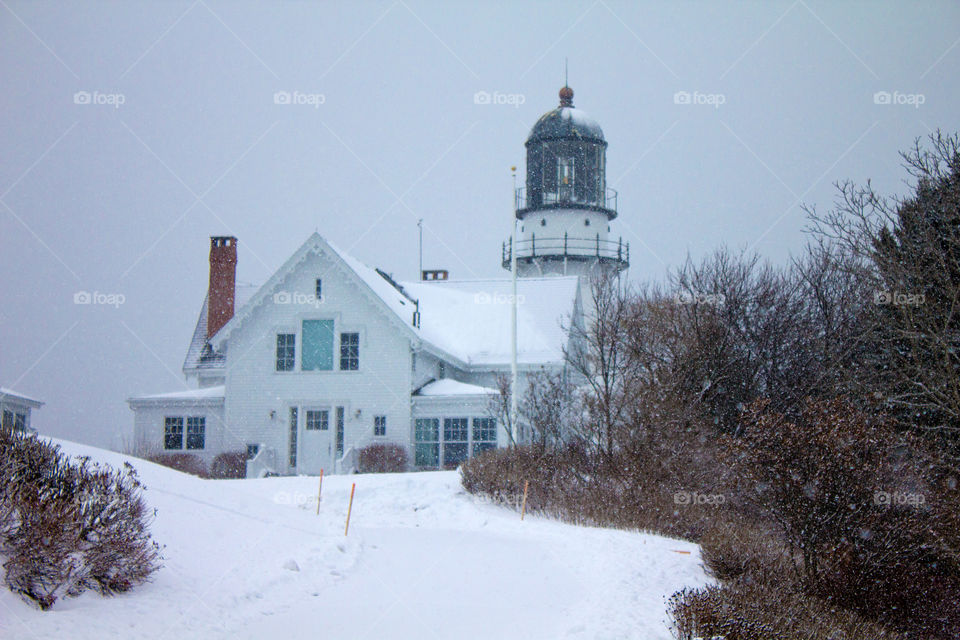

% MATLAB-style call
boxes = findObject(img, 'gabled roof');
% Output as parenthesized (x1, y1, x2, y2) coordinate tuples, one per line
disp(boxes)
(186, 232, 578, 374)
(207, 233, 423, 354)
(0, 387, 44, 409)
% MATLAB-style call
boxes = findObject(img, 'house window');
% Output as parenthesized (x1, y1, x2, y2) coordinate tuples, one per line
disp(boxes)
(246, 444, 260, 460)
(315, 278, 323, 300)
(306, 409, 329, 431)
(472, 418, 497, 455)
(302, 319, 334, 371)
(289, 407, 298, 468)
(186, 416, 206, 450)
(14, 413, 26, 432)
(2, 410, 13, 430)
(276, 333, 295, 371)
(374, 415, 386, 436)
(442, 418, 469, 468)
(335, 407, 345, 457)
(164, 417, 184, 450)
(340, 332, 360, 370)
(415, 418, 439, 468)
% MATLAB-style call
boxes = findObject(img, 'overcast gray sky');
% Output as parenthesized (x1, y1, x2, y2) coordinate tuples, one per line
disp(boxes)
(2, 0, 958, 449)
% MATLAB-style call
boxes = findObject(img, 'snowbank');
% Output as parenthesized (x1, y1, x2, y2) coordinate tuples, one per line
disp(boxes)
(0, 439, 710, 639)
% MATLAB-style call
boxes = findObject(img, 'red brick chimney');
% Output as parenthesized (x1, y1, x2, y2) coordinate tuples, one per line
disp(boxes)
(207, 236, 237, 338)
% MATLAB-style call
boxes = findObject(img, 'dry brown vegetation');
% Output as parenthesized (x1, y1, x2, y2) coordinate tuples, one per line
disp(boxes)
(463, 131, 960, 640)
(0, 426, 162, 609)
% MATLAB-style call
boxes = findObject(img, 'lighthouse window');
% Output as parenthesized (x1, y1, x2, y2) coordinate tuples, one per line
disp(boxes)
(557, 157, 575, 200)
(540, 218, 546, 226)
(585, 218, 591, 226)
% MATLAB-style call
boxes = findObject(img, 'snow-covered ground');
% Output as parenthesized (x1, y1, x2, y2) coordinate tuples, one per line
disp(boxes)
(0, 440, 710, 640)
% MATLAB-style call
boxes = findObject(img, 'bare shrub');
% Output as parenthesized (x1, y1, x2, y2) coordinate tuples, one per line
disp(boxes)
(698, 521, 787, 583)
(210, 451, 247, 479)
(0, 426, 161, 609)
(730, 398, 901, 583)
(358, 443, 408, 473)
(147, 452, 208, 478)
(461, 442, 732, 541)
(668, 582, 906, 640)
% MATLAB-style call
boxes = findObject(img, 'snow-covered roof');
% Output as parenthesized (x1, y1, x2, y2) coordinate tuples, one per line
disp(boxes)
(0, 387, 43, 408)
(401, 276, 579, 367)
(198, 233, 577, 373)
(128, 385, 225, 407)
(415, 379, 497, 397)
(528, 106, 604, 143)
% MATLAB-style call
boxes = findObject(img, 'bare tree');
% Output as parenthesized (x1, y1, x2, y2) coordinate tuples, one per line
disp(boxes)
(563, 271, 633, 457)
(519, 369, 576, 452)
(807, 131, 960, 463)
(488, 374, 519, 448)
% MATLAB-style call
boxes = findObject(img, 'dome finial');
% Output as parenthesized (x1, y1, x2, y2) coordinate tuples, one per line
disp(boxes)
(559, 58, 573, 107)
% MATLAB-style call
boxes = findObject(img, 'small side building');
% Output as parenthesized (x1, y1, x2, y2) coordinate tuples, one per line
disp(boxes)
(0, 387, 44, 433)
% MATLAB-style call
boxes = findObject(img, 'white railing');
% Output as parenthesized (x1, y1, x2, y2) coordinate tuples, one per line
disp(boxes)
(245, 445, 277, 478)
(336, 447, 358, 475)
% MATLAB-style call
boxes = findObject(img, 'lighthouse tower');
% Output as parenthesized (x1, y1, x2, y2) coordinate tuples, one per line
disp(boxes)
(502, 85, 629, 304)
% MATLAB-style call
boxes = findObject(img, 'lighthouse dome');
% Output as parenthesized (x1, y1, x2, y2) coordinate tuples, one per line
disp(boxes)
(526, 87, 605, 145)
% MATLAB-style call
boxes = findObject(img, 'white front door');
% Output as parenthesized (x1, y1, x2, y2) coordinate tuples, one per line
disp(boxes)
(299, 408, 332, 475)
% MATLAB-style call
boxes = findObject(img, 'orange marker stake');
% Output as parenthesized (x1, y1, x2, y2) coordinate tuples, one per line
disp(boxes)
(316, 469, 324, 515)
(520, 480, 530, 520)
(344, 482, 356, 536)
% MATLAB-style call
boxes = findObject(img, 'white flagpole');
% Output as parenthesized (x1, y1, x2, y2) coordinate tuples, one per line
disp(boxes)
(510, 168, 519, 446)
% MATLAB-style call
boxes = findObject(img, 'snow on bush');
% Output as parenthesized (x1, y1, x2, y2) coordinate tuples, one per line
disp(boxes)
(0, 426, 162, 609)
(146, 452, 208, 478)
(357, 443, 408, 473)
(211, 451, 247, 479)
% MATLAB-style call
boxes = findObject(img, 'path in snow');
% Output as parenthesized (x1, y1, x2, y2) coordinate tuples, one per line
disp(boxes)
(0, 441, 710, 640)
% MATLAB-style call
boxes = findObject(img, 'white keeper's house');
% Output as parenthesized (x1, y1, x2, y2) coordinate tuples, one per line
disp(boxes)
(127, 85, 628, 476)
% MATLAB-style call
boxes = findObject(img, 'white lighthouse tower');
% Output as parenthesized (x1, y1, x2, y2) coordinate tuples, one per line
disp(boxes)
(502, 85, 629, 305)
